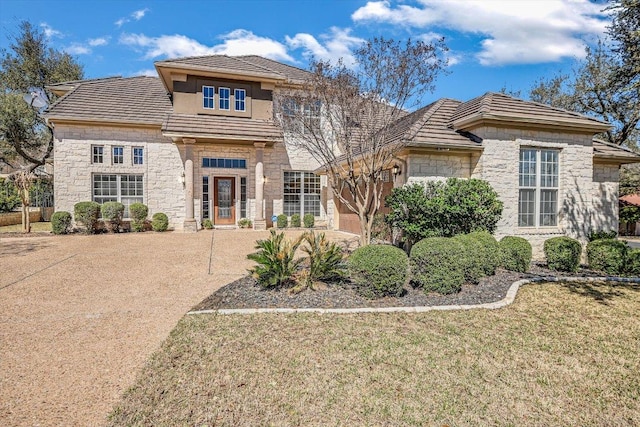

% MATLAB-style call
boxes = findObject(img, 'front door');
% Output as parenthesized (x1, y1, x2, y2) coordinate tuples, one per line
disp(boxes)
(214, 177, 235, 225)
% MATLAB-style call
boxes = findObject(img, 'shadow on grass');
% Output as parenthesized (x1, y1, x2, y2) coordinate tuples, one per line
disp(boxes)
(0, 240, 51, 257)
(559, 280, 640, 305)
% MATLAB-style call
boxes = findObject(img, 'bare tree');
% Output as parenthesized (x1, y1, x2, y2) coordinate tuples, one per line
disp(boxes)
(10, 170, 35, 233)
(274, 37, 448, 245)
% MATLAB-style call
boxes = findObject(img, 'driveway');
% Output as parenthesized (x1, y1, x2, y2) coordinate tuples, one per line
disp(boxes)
(0, 230, 272, 426)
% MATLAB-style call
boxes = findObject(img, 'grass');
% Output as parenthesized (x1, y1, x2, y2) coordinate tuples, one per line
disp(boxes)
(0, 221, 51, 233)
(108, 281, 640, 426)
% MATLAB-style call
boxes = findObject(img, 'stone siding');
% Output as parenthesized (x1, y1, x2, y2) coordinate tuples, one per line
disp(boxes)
(406, 153, 473, 184)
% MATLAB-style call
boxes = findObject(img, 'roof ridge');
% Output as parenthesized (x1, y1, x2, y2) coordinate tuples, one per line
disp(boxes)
(240, 55, 312, 76)
(231, 55, 285, 76)
(488, 91, 604, 123)
(48, 76, 123, 87)
(405, 99, 447, 142)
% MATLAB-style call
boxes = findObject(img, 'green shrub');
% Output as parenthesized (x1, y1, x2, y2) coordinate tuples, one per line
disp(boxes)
(410, 237, 465, 295)
(101, 201, 124, 233)
(74, 201, 101, 234)
(348, 244, 408, 298)
(238, 218, 252, 228)
(151, 212, 169, 232)
(544, 236, 582, 272)
(588, 229, 618, 242)
(453, 234, 486, 284)
(499, 236, 532, 273)
(586, 239, 627, 274)
(291, 213, 301, 228)
(202, 218, 213, 229)
(467, 231, 501, 275)
(303, 213, 315, 228)
(301, 231, 345, 283)
(129, 203, 148, 232)
(277, 214, 288, 228)
(371, 213, 392, 242)
(248, 230, 303, 287)
(625, 248, 640, 276)
(51, 211, 72, 235)
(0, 178, 21, 212)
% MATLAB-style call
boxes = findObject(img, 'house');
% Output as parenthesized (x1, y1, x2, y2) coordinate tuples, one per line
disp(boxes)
(619, 194, 640, 236)
(45, 55, 639, 256)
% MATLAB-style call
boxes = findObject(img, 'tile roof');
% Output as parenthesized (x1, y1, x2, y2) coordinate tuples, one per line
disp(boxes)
(593, 139, 640, 163)
(46, 76, 171, 126)
(620, 194, 640, 206)
(162, 113, 282, 143)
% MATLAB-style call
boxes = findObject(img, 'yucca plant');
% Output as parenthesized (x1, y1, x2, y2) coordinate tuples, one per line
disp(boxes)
(301, 231, 345, 284)
(247, 229, 303, 288)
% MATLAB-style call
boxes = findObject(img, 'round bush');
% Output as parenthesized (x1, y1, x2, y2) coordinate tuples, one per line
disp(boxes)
(151, 212, 169, 232)
(348, 244, 408, 298)
(291, 213, 301, 228)
(129, 202, 148, 232)
(500, 236, 532, 273)
(51, 211, 72, 235)
(202, 218, 213, 229)
(303, 213, 314, 228)
(74, 201, 100, 234)
(101, 201, 124, 233)
(544, 236, 582, 272)
(625, 248, 640, 276)
(277, 214, 288, 228)
(467, 231, 501, 275)
(453, 234, 486, 284)
(410, 237, 465, 295)
(586, 238, 627, 274)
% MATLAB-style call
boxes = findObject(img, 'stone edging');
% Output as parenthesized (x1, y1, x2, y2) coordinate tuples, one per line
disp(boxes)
(187, 276, 640, 316)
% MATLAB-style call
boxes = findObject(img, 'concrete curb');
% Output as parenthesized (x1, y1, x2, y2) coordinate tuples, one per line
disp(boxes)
(187, 276, 640, 316)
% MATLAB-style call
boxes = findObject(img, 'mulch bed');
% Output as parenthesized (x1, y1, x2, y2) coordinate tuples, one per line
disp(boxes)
(192, 263, 607, 311)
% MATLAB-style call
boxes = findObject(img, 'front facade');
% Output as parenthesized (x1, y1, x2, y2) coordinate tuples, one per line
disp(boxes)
(46, 56, 638, 257)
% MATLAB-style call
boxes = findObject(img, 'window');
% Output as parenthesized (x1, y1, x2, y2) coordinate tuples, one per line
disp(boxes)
(240, 177, 247, 218)
(281, 99, 321, 134)
(92, 146, 104, 164)
(203, 85, 215, 109)
(202, 158, 247, 169)
(93, 174, 143, 217)
(283, 171, 321, 217)
(202, 176, 210, 220)
(133, 147, 144, 165)
(113, 146, 123, 164)
(235, 89, 246, 111)
(219, 87, 230, 110)
(303, 100, 321, 133)
(519, 149, 559, 227)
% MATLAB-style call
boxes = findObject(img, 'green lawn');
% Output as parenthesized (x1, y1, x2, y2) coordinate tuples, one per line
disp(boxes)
(108, 281, 640, 426)
(0, 221, 51, 233)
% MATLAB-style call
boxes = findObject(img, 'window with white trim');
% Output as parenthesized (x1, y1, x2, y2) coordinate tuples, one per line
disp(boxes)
(283, 171, 321, 217)
(219, 87, 230, 110)
(133, 147, 144, 165)
(93, 174, 143, 218)
(281, 99, 321, 134)
(235, 89, 246, 111)
(92, 145, 104, 164)
(112, 146, 123, 164)
(203, 85, 215, 109)
(518, 148, 559, 227)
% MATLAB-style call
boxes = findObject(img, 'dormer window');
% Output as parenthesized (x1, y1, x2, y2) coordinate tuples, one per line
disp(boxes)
(203, 86, 215, 109)
(219, 87, 230, 110)
(235, 89, 246, 112)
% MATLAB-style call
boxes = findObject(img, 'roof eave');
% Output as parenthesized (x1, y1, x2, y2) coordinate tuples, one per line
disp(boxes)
(161, 131, 282, 144)
(593, 153, 640, 165)
(452, 113, 611, 134)
(47, 116, 163, 129)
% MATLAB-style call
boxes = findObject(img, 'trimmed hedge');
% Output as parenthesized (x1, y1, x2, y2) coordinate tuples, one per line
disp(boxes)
(348, 244, 408, 298)
(467, 231, 501, 275)
(303, 213, 314, 228)
(277, 214, 288, 228)
(500, 236, 532, 273)
(74, 201, 100, 234)
(544, 236, 582, 272)
(151, 212, 169, 232)
(626, 248, 640, 276)
(410, 237, 465, 295)
(51, 211, 72, 235)
(101, 201, 124, 233)
(291, 213, 301, 228)
(129, 203, 148, 232)
(453, 234, 486, 284)
(586, 239, 627, 274)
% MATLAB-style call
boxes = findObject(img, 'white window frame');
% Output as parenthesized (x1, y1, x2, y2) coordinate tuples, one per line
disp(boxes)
(518, 148, 559, 227)
(92, 174, 144, 218)
(92, 145, 104, 164)
(219, 87, 230, 110)
(132, 147, 144, 165)
(234, 89, 246, 112)
(283, 171, 321, 217)
(112, 146, 124, 164)
(203, 85, 215, 109)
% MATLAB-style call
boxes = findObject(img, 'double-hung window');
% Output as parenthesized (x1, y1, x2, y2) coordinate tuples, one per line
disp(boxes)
(518, 148, 559, 227)
(235, 89, 246, 111)
(283, 171, 321, 217)
(93, 174, 143, 218)
(203, 86, 215, 109)
(219, 87, 230, 110)
(92, 146, 104, 164)
(303, 100, 321, 133)
(112, 146, 124, 164)
(133, 147, 144, 165)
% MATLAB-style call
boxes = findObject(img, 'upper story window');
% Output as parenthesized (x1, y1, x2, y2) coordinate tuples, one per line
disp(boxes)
(518, 148, 559, 227)
(203, 86, 215, 109)
(92, 145, 104, 164)
(219, 87, 230, 110)
(281, 99, 321, 134)
(304, 100, 321, 133)
(235, 89, 246, 112)
(113, 146, 124, 164)
(133, 147, 144, 165)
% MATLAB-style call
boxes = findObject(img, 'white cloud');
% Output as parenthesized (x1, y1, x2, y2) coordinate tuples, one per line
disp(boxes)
(65, 44, 91, 55)
(286, 27, 364, 67)
(40, 23, 62, 39)
(133, 69, 158, 77)
(88, 37, 109, 47)
(352, 0, 609, 65)
(120, 29, 293, 62)
(116, 8, 150, 27)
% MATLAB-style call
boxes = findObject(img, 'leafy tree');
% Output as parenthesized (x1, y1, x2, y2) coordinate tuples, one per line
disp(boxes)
(274, 37, 448, 246)
(606, 0, 639, 89)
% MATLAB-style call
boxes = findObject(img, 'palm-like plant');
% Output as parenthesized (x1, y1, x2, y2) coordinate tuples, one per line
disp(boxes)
(247, 230, 303, 287)
(301, 231, 345, 284)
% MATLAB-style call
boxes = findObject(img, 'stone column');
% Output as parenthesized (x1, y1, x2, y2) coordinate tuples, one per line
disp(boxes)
(253, 142, 267, 230)
(183, 138, 198, 232)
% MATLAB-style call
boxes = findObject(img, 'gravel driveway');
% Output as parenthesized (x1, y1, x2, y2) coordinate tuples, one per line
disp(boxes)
(0, 230, 273, 427)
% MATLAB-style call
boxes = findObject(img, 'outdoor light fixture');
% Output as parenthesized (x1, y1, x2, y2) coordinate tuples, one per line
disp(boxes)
(180, 171, 185, 186)
(392, 164, 401, 176)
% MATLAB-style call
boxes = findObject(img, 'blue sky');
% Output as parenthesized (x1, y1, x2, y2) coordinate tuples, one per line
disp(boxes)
(0, 0, 611, 104)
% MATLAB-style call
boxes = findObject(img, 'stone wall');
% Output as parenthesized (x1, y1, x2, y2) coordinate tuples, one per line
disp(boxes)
(405, 152, 474, 184)
(592, 163, 620, 233)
